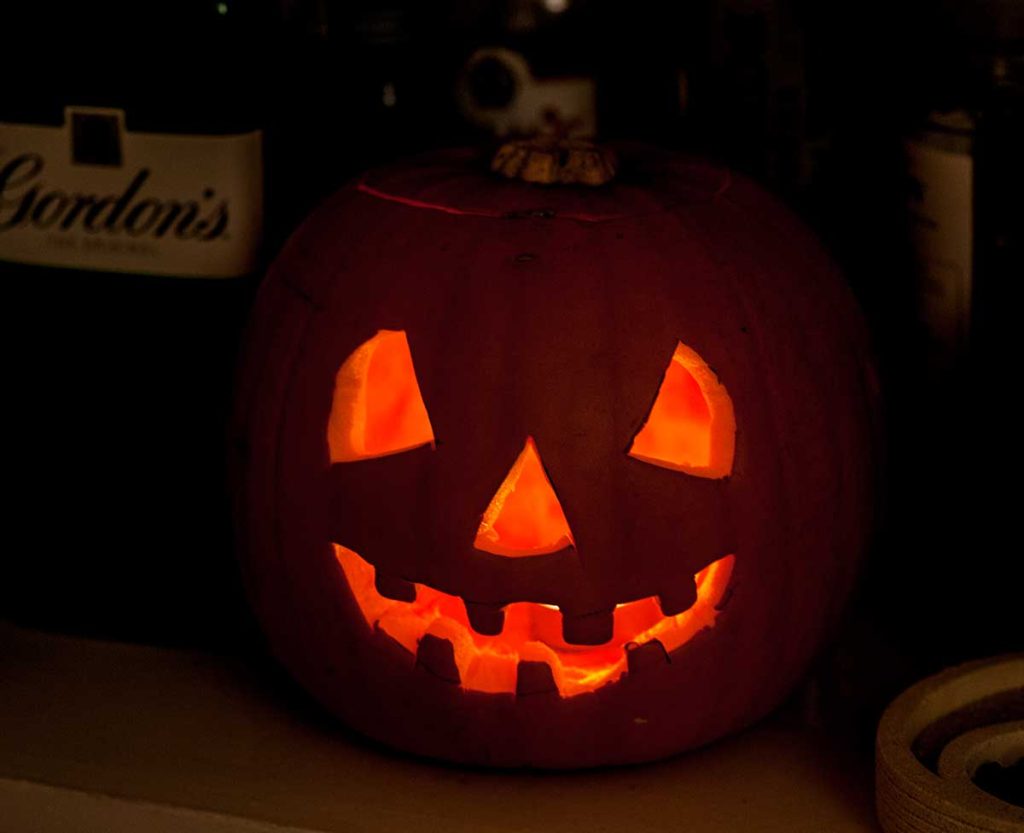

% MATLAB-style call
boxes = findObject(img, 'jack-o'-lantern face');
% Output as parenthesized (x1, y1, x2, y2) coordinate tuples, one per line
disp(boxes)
(236, 147, 875, 768)
(328, 329, 737, 696)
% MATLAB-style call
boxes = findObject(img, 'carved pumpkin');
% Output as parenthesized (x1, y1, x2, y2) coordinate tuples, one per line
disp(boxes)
(234, 144, 877, 768)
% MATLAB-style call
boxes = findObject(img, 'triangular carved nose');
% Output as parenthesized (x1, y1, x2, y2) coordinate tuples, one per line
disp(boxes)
(474, 437, 574, 558)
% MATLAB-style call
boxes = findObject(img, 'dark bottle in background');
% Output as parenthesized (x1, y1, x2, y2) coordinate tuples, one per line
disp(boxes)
(889, 0, 1024, 668)
(1, 0, 273, 646)
(682, 0, 812, 191)
(903, 0, 1024, 375)
(270, 0, 465, 239)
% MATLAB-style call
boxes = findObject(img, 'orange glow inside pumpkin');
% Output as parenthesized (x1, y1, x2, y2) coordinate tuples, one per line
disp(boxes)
(335, 544, 734, 697)
(329, 330, 435, 462)
(629, 342, 735, 478)
(474, 437, 574, 557)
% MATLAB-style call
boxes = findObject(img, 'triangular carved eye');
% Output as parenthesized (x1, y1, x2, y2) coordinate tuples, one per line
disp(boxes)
(628, 342, 735, 478)
(475, 437, 575, 558)
(329, 330, 435, 462)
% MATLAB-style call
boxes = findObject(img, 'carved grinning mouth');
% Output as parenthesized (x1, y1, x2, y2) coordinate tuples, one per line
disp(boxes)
(335, 545, 735, 697)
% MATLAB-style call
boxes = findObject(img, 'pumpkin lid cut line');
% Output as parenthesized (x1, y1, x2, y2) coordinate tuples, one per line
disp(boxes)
(356, 149, 734, 224)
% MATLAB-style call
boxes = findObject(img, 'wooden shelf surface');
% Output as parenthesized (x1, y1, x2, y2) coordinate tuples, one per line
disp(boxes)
(0, 622, 880, 832)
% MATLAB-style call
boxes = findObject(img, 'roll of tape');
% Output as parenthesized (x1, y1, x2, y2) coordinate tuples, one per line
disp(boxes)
(876, 655, 1024, 833)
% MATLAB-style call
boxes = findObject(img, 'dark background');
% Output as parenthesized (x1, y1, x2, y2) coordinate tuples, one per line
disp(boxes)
(2, 0, 1021, 754)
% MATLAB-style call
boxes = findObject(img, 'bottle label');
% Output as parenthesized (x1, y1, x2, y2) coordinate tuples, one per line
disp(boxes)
(905, 124, 973, 364)
(0, 107, 262, 278)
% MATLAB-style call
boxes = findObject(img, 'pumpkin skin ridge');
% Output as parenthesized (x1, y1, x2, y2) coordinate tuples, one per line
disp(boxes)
(656, 199, 801, 716)
(675, 180, 875, 705)
(237, 146, 877, 768)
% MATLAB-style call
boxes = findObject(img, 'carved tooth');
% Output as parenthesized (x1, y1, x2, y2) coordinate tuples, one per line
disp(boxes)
(657, 581, 698, 616)
(625, 639, 670, 675)
(464, 601, 505, 636)
(516, 660, 558, 696)
(561, 609, 615, 646)
(415, 634, 460, 684)
(374, 571, 416, 603)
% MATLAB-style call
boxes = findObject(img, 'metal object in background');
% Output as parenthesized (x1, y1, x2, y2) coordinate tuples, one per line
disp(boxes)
(457, 46, 596, 137)
(453, 1, 600, 139)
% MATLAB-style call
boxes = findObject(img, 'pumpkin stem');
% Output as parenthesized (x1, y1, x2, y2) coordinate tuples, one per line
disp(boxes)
(491, 137, 617, 186)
